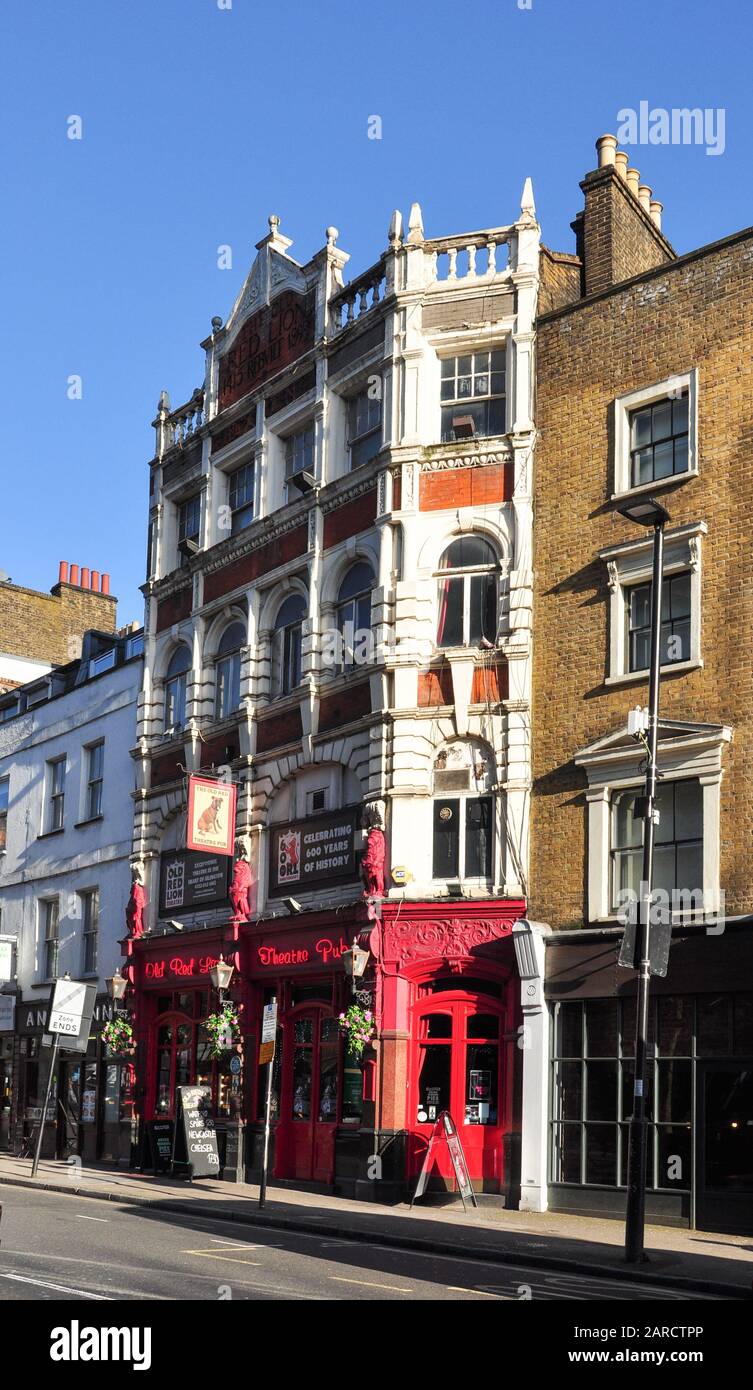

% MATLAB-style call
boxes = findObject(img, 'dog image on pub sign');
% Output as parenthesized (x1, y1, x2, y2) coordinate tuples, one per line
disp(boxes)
(187, 776, 237, 856)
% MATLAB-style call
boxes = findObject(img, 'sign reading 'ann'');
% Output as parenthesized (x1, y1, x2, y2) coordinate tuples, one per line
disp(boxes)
(218, 290, 315, 411)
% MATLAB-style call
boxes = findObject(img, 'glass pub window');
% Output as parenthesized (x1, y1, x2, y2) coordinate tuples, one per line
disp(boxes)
(440, 350, 505, 442)
(164, 647, 191, 731)
(550, 997, 691, 1193)
(611, 779, 703, 909)
(348, 389, 382, 469)
(627, 572, 691, 672)
(273, 595, 306, 695)
(43, 899, 59, 978)
(229, 463, 254, 533)
(47, 758, 66, 831)
(285, 425, 314, 493)
(81, 888, 99, 974)
(214, 622, 245, 719)
(629, 393, 689, 488)
(436, 536, 498, 649)
(432, 796, 493, 880)
(0, 775, 8, 850)
(85, 741, 104, 819)
(178, 494, 201, 560)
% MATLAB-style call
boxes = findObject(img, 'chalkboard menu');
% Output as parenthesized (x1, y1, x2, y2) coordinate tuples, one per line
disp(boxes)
(146, 1119, 174, 1174)
(175, 1085, 220, 1179)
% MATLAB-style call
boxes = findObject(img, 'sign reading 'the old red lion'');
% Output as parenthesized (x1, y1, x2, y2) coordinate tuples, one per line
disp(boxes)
(218, 290, 315, 411)
(187, 776, 237, 857)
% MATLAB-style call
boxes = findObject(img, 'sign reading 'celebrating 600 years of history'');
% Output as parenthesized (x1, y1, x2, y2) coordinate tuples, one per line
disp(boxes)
(218, 290, 315, 411)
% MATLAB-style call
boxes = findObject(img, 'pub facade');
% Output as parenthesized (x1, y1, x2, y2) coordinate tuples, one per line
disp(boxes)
(127, 185, 546, 1201)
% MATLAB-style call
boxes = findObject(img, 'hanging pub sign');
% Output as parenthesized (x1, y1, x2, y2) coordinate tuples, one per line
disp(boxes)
(158, 849, 231, 918)
(187, 776, 237, 857)
(268, 806, 361, 898)
(174, 1085, 220, 1179)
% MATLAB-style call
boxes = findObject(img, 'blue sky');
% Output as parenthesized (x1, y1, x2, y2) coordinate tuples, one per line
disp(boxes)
(1, 0, 749, 622)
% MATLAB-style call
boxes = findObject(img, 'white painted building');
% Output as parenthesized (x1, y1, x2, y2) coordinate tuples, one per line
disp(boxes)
(0, 627, 143, 1160)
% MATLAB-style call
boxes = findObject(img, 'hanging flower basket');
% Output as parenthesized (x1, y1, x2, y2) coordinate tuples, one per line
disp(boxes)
(204, 1002, 241, 1059)
(101, 1016, 135, 1057)
(338, 1003, 376, 1059)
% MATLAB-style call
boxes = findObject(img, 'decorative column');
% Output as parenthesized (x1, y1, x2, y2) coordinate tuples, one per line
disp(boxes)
(513, 918, 551, 1213)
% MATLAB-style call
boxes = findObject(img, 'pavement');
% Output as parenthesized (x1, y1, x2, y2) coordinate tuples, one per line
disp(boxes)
(1, 1154, 751, 1298)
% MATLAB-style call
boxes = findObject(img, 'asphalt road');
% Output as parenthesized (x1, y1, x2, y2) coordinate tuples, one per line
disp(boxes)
(0, 1186, 722, 1301)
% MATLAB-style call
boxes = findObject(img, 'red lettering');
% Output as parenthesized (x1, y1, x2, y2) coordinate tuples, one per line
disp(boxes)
(257, 944, 310, 967)
(315, 936, 349, 964)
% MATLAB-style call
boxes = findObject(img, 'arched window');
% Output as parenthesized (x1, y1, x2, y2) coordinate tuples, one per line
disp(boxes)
(164, 646, 191, 732)
(432, 743, 494, 882)
(273, 595, 306, 695)
(336, 562, 374, 670)
(214, 622, 245, 719)
(436, 537, 498, 649)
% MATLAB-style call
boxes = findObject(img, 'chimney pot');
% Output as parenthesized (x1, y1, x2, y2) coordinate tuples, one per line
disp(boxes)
(81, 567, 90, 589)
(70, 564, 80, 586)
(626, 167, 641, 197)
(614, 151, 629, 180)
(638, 184, 652, 213)
(596, 134, 617, 168)
(101, 573, 110, 595)
(649, 200, 663, 231)
(58, 561, 69, 585)
(91, 570, 100, 591)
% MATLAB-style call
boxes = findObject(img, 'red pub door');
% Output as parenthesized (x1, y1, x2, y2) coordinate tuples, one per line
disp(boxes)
(408, 991, 507, 1191)
(277, 1005, 339, 1183)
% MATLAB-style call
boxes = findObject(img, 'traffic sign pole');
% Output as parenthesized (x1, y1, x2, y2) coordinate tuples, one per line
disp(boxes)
(258, 997, 277, 1209)
(31, 1033, 59, 1178)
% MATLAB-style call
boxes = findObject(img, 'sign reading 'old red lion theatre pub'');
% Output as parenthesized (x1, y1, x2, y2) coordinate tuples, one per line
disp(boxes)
(218, 290, 315, 411)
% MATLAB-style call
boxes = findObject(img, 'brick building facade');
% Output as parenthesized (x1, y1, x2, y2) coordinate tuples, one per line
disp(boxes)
(0, 562, 116, 693)
(530, 135, 753, 1232)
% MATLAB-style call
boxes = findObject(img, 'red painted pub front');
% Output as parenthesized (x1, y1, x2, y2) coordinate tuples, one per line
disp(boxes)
(126, 896, 526, 1202)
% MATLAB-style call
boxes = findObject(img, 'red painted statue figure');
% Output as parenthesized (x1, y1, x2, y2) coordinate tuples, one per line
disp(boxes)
(230, 838, 255, 922)
(360, 800, 386, 898)
(125, 864, 147, 938)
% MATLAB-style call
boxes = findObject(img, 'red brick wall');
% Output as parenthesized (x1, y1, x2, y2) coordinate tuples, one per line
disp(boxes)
(419, 463, 510, 512)
(318, 681, 371, 732)
(323, 489, 377, 549)
(200, 732, 240, 767)
(156, 588, 192, 633)
(151, 750, 183, 785)
(203, 525, 308, 603)
(471, 660, 508, 703)
(256, 707, 303, 753)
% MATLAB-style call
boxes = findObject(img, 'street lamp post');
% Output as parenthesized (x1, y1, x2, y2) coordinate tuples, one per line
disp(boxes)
(616, 496, 670, 1264)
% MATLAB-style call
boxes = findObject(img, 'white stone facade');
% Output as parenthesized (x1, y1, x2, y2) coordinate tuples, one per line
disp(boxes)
(134, 187, 540, 931)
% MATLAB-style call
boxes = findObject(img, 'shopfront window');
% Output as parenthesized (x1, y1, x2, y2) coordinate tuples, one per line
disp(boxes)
(414, 996, 504, 1130)
(548, 995, 753, 1193)
(292, 1017, 313, 1120)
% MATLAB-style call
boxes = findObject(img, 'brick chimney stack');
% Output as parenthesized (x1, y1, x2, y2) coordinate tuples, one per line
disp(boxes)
(571, 134, 675, 297)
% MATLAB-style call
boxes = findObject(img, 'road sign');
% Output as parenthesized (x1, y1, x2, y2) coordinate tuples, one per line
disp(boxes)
(259, 998, 277, 1064)
(618, 915, 671, 977)
(47, 978, 88, 1037)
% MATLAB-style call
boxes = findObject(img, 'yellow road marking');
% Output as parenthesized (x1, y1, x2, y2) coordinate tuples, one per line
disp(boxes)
(446, 1286, 505, 1298)
(182, 1249, 262, 1265)
(329, 1276, 412, 1293)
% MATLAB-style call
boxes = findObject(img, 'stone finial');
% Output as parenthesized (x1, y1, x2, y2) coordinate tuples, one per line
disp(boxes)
(407, 202, 424, 245)
(325, 226, 339, 248)
(211, 315, 223, 333)
(158, 389, 170, 413)
(388, 209, 403, 247)
(520, 176, 536, 217)
(269, 214, 281, 234)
